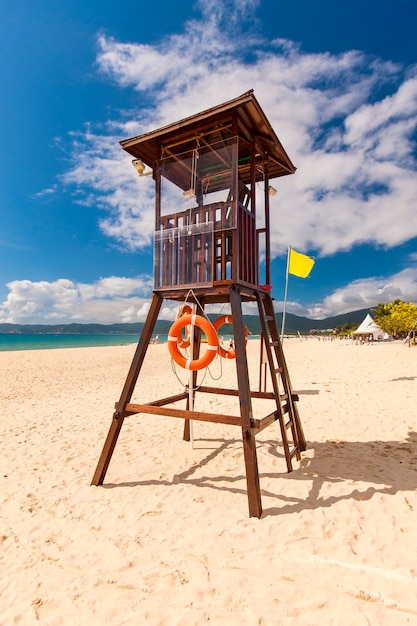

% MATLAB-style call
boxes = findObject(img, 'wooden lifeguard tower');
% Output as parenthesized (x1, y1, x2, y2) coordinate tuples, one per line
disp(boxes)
(91, 90, 306, 517)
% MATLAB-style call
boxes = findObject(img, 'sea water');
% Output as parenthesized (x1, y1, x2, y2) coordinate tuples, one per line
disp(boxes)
(0, 334, 142, 352)
(0, 332, 257, 352)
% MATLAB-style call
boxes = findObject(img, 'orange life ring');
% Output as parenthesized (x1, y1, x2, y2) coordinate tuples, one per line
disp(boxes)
(176, 304, 192, 348)
(213, 315, 248, 359)
(168, 314, 218, 371)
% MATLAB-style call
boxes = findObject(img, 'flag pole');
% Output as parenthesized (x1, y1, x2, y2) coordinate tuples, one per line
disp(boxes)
(281, 246, 291, 339)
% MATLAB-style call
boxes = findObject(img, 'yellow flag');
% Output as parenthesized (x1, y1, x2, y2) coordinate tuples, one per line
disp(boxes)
(288, 248, 315, 278)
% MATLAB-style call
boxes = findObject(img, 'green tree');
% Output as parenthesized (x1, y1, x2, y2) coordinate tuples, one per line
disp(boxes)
(390, 301, 417, 336)
(372, 300, 398, 329)
(335, 322, 358, 336)
(373, 300, 417, 337)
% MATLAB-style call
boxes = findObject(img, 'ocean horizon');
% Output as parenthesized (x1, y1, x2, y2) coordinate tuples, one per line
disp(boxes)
(0, 333, 142, 352)
(0, 332, 260, 352)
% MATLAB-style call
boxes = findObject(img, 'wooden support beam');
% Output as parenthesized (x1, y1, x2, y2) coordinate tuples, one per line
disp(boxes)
(230, 285, 262, 518)
(251, 410, 281, 433)
(123, 403, 242, 426)
(91, 293, 163, 486)
(113, 392, 188, 411)
(197, 385, 279, 401)
(183, 300, 204, 441)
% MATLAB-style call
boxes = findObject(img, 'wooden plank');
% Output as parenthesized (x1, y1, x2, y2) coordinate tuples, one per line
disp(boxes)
(183, 304, 203, 442)
(197, 385, 277, 400)
(114, 392, 188, 411)
(251, 410, 279, 432)
(124, 402, 242, 426)
(149, 392, 189, 407)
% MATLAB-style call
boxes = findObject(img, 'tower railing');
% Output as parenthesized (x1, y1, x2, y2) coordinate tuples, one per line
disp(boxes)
(154, 200, 256, 289)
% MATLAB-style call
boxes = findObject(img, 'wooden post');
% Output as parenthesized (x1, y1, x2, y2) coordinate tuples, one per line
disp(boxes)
(230, 286, 262, 518)
(91, 293, 163, 485)
(183, 300, 204, 442)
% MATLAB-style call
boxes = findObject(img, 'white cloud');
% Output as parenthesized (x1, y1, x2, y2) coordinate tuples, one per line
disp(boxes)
(61, 5, 417, 261)
(1, 262, 417, 324)
(50, 0, 417, 320)
(62, 130, 156, 250)
(35, 184, 58, 198)
(0, 276, 154, 325)
(284, 266, 417, 320)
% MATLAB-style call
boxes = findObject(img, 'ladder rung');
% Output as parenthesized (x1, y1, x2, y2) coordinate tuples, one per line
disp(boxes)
(265, 315, 274, 321)
(289, 446, 299, 459)
(285, 417, 294, 429)
(274, 367, 283, 375)
(269, 340, 279, 347)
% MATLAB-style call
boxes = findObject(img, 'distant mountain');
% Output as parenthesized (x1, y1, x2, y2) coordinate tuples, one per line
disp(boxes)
(210, 307, 372, 335)
(0, 308, 373, 336)
(0, 322, 143, 335)
(276, 308, 373, 334)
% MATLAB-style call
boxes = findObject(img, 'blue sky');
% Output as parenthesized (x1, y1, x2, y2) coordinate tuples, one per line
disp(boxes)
(1, 0, 416, 324)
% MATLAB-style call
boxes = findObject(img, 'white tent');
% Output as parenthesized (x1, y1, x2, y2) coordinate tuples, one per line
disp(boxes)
(352, 314, 390, 340)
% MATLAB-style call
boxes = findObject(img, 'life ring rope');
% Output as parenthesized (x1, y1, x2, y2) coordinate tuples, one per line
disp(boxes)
(176, 304, 193, 349)
(213, 315, 248, 359)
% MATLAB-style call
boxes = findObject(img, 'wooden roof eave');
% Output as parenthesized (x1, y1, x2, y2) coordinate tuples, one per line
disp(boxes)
(120, 90, 296, 178)
(121, 90, 254, 146)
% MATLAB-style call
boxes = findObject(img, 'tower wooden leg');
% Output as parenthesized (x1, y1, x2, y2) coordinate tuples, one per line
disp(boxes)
(91, 293, 163, 485)
(183, 419, 191, 442)
(91, 413, 126, 486)
(230, 286, 262, 517)
(242, 427, 262, 518)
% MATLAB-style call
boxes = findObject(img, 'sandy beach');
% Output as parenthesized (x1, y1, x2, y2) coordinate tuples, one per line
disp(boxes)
(1, 338, 416, 624)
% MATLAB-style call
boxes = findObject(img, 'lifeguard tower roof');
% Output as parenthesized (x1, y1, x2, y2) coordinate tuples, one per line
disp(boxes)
(120, 90, 296, 189)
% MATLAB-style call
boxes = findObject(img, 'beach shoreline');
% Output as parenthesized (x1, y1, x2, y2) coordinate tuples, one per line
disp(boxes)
(1, 339, 416, 624)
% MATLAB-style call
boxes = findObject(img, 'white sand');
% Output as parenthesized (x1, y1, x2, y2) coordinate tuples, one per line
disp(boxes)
(1, 338, 416, 624)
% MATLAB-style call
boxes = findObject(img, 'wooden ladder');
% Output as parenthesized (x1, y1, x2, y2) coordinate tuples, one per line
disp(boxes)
(256, 289, 306, 471)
